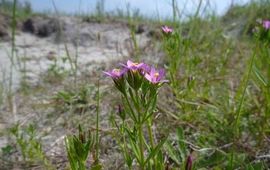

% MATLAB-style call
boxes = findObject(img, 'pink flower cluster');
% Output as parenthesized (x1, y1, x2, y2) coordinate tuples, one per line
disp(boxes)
(161, 25, 173, 34)
(104, 60, 168, 84)
(262, 20, 270, 30)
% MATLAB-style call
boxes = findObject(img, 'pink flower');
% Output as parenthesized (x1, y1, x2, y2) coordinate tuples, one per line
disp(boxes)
(103, 68, 127, 79)
(121, 60, 146, 71)
(144, 67, 168, 84)
(262, 20, 270, 30)
(161, 25, 173, 34)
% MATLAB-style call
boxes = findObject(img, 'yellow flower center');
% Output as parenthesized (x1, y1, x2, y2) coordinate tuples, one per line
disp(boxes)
(113, 69, 120, 74)
(154, 72, 159, 77)
(132, 62, 139, 66)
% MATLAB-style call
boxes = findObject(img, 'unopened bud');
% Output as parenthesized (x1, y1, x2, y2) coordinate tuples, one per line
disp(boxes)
(78, 125, 85, 143)
(118, 105, 126, 120)
(79, 132, 85, 143)
(185, 155, 193, 170)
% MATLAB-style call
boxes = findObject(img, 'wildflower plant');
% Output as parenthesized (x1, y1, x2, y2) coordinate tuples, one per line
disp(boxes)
(105, 60, 168, 169)
(161, 25, 184, 96)
(252, 19, 270, 139)
(253, 20, 270, 96)
(161, 25, 200, 112)
(254, 19, 270, 44)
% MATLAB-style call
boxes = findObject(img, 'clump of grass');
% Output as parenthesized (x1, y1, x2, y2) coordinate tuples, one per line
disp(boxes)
(222, 0, 270, 35)
(43, 56, 69, 84)
(0, 0, 32, 20)
(9, 123, 53, 169)
(53, 84, 96, 114)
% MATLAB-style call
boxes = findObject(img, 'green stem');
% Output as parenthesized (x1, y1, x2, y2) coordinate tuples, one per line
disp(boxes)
(51, 0, 76, 78)
(147, 119, 156, 168)
(122, 121, 130, 169)
(123, 94, 138, 122)
(134, 90, 142, 122)
(8, 0, 17, 115)
(138, 124, 145, 170)
(78, 161, 86, 170)
(134, 89, 145, 168)
(172, 0, 175, 22)
(147, 120, 154, 148)
(95, 80, 100, 162)
(129, 88, 140, 115)
(233, 43, 256, 137)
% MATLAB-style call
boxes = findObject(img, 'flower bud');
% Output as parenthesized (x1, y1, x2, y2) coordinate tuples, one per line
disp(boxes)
(185, 155, 193, 170)
(117, 104, 126, 120)
(78, 125, 86, 143)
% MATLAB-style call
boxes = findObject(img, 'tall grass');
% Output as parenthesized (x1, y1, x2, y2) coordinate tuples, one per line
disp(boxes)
(0, 0, 32, 19)
(7, 0, 17, 119)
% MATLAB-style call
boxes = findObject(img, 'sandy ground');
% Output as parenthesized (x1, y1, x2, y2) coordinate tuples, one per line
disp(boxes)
(0, 18, 152, 90)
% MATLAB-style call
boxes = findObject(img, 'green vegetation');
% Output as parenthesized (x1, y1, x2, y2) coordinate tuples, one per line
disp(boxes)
(0, 0, 269, 169)
(65, 125, 100, 170)
(0, 0, 32, 20)
(222, 0, 270, 35)
(9, 123, 53, 169)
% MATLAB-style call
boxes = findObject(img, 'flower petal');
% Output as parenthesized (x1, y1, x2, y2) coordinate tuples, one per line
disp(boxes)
(144, 73, 152, 82)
